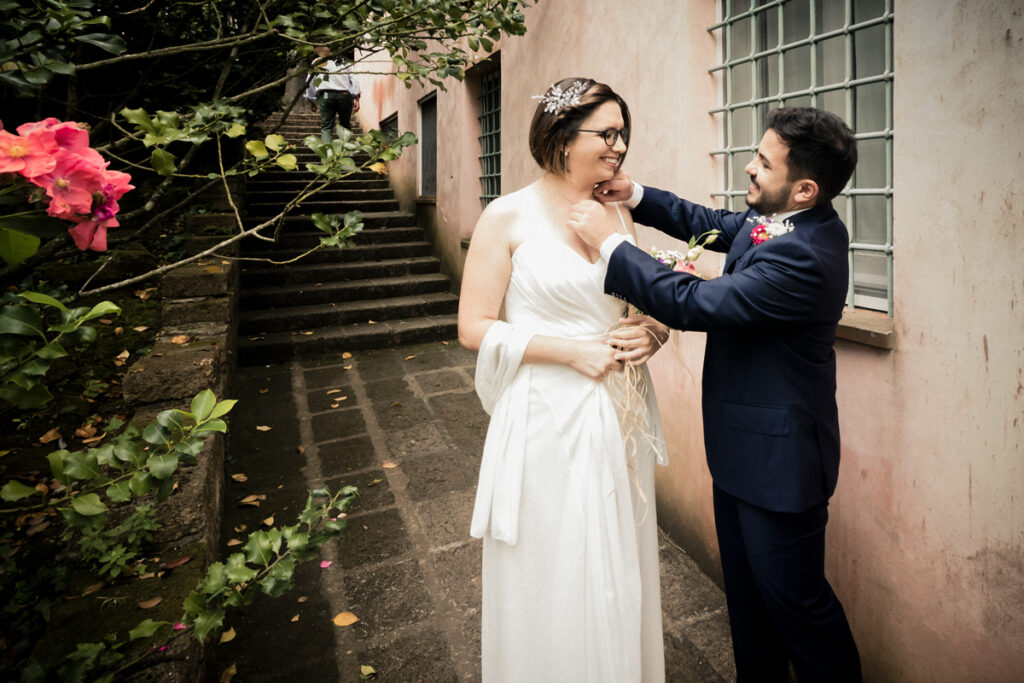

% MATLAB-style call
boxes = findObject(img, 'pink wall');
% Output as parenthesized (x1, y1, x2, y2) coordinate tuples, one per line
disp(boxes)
(356, 0, 1024, 678)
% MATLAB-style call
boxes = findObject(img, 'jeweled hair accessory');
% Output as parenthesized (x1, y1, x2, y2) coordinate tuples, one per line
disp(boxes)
(532, 80, 589, 115)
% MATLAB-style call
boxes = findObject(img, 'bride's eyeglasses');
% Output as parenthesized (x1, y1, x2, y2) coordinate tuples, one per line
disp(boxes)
(576, 127, 630, 147)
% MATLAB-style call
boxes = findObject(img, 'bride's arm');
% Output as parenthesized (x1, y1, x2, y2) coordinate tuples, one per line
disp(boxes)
(457, 202, 622, 381)
(607, 204, 671, 365)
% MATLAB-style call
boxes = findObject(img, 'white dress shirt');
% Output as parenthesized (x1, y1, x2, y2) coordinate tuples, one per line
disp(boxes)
(305, 59, 361, 99)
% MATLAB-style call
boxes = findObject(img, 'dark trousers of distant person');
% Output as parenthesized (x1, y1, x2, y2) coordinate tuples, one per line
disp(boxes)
(317, 90, 354, 142)
(713, 485, 862, 682)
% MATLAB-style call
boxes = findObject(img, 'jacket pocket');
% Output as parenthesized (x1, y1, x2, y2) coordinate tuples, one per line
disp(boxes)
(722, 402, 792, 437)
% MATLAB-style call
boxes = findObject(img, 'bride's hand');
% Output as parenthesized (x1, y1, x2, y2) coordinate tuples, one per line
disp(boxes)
(569, 339, 624, 381)
(609, 315, 670, 365)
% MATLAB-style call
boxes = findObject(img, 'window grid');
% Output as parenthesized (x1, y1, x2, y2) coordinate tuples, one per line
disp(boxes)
(478, 68, 501, 207)
(709, 0, 894, 314)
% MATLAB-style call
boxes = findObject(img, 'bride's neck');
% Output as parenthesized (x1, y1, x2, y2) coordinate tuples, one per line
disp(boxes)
(543, 172, 593, 204)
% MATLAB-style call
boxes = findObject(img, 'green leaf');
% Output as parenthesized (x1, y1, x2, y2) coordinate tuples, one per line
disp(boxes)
(71, 493, 108, 516)
(209, 399, 237, 419)
(0, 215, 66, 238)
(0, 381, 52, 408)
(150, 148, 176, 176)
(129, 618, 168, 640)
(156, 476, 175, 502)
(148, 453, 179, 480)
(0, 227, 41, 266)
(1, 480, 38, 502)
(79, 301, 121, 323)
(129, 471, 154, 496)
(143, 422, 170, 446)
(224, 553, 258, 583)
(192, 418, 227, 434)
(274, 154, 297, 171)
(190, 389, 216, 421)
(121, 107, 158, 134)
(197, 562, 227, 595)
(243, 531, 275, 566)
(35, 341, 67, 360)
(264, 134, 287, 151)
(0, 304, 45, 338)
(224, 122, 246, 138)
(245, 140, 269, 158)
(73, 33, 127, 55)
(192, 608, 224, 641)
(106, 480, 131, 503)
(64, 451, 100, 480)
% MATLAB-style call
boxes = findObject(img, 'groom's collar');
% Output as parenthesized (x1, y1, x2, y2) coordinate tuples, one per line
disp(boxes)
(770, 208, 807, 222)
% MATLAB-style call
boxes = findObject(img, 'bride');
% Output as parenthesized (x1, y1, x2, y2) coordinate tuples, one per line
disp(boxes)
(458, 78, 669, 682)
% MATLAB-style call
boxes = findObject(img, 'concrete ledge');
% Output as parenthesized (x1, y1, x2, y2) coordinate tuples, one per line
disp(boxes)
(836, 308, 896, 350)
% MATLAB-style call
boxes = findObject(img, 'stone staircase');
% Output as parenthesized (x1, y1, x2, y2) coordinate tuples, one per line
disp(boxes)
(237, 113, 458, 365)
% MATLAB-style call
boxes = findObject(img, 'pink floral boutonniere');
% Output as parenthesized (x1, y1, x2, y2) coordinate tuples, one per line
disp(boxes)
(747, 215, 794, 245)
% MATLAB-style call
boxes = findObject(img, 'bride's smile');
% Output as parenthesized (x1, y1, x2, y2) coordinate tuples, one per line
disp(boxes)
(564, 100, 629, 185)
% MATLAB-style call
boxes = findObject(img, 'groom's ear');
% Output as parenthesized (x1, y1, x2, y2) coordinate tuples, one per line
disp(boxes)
(793, 178, 820, 206)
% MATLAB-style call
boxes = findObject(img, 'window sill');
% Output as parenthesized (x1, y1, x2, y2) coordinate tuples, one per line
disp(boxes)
(836, 308, 896, 350)
(416, 196, 436, 204)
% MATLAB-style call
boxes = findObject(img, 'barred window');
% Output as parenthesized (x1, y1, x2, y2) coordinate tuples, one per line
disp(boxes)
(419, 93, 437, 196)
(478, 68, 501, 207)
(709, 0, 894, 313)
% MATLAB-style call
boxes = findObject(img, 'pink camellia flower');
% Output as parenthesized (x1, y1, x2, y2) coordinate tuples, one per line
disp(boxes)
(15, 117, 61, 134)
(0, 128, 58, 177)
(172, 622, 188, 631)
(68, 215, 118, 251)
(35, 154, 105, 218)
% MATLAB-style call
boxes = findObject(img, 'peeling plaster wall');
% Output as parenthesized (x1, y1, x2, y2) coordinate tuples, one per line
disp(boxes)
(355, 0, 1024, 678)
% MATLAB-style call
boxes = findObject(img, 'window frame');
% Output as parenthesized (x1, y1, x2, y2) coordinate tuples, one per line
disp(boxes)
(477, 65, 502, 208)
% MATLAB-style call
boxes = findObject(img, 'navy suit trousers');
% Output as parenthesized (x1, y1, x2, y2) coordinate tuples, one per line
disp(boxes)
(713, 486, 861, 682)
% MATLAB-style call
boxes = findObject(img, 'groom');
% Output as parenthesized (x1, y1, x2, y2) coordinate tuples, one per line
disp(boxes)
(568, 107, 862, 681)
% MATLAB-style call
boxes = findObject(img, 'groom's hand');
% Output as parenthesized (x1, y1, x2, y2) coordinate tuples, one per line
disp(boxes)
(593, 170, 633, 203)
(567, 200, 614, 250)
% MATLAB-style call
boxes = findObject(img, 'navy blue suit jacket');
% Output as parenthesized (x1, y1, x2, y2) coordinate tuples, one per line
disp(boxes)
(606, 187, 849, 512)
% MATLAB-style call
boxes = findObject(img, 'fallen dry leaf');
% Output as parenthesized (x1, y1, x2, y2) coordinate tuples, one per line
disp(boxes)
(39, 428, 62, 444)
(134, 287, 156, 301)
(114, 326, 124, 336)
(258, 388, 269, 394)
(333, 611, 359, 627)
(220, 627, 236, 644)
(382, 462, 398, 469)
(255, 425, 271, 432)
(261, 516, 274, 527)
(342, 352, 352, 359)
(226, 539, 242, 547)
(82, 582, 104, 596)
(367, 478, 384, 487)
(76, 424, 97, 438)
(81, 434, 106, 445)
(290, 614, 300, 622)
(138, 597, 163, 609)
(296, 446, 305, 455)
(300, 331, 314, 335)
(441, 340, 450, 345)
(233, 524, 247, 532)
(25, 521, 51, 536)
(238, 494, 266, 507)
(361, 665, 377, 677)
(326, 389, 342, 395)
(367, 320, 377, 324)
(390, 401, 402, 407)
(161, 555, 192, 570)
(404, 355, 416, 361)
(98, 318, 113, 325)
(220, 663, 237, 683)
(171, 335, 189, 345)
(230, 473, 248, 483)
(133, 326, 149, 332)
(297, 596, 308, 603)
(343, 365, 353, 370)
(112, 349, 130, 367)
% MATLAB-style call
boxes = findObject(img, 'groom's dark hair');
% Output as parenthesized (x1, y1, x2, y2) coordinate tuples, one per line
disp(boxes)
(766, 107, 857, 204)
(529, 77, 631, 174)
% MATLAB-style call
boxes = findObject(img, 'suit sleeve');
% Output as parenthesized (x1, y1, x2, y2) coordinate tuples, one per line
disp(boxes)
(605, 237, 828, 332)
(632, 186, 744, 254)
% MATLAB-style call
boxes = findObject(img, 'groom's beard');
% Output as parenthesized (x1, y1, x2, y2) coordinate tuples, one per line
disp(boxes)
(746, 180, 793, 215)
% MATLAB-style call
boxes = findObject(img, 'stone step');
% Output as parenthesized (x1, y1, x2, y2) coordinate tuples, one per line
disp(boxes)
(239, 292, 459, 333)
(241, 240, 431, 263)
(253, 170, 380, 183)
(243, 212, 418, 236)
(252, 188, 394, 203)
(240, 256, 441, 287)
(247, 178, 391, 192)
(238, 314, 458, 364)
(249, 226, 421, 250)
(239, 272, 451, 308)
(247, 197, 401, 215)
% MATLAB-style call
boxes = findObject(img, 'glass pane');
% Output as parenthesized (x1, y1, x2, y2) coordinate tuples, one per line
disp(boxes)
(816, 36, 846, 85)
(854, 0, 887, 22)
(754, 54, 780, 96)
(732, 61, 753, 101)
(816, 0, 847, 32)
(783, 0, 811, 44)
(856, 138, 887, 188)
(783, 44, 812, 91)
(853, 195, 887, 243)
(854, 25, 887, 77)
(731, 16, 752, 60)
(852, 250, 888, 310)
(819, 89, 847, 120)
(757, 6, 779, 50)
(732, 106, 755, 148)
(854, 82, 887, 132)
(731, 152, 752, 193)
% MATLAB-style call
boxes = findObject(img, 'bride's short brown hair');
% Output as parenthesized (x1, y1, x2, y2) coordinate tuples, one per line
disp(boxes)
(529, 78, 631, 174)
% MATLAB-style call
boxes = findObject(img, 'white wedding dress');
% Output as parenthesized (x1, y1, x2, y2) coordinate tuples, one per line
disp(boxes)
(471, 202, 668, 682)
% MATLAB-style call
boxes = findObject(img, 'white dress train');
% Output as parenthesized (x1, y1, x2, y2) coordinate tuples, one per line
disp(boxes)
(471, 207, 668, 682)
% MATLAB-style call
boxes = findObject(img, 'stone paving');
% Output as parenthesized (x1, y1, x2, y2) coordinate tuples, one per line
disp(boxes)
(212, 340, 736, 682)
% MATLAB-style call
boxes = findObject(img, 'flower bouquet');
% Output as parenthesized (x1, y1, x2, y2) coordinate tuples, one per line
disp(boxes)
(0, 118, 134, 265)
(649, 228, 720, 276)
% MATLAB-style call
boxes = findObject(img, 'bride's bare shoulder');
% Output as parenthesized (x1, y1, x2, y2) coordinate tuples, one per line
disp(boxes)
(475, 184, 540, 232)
